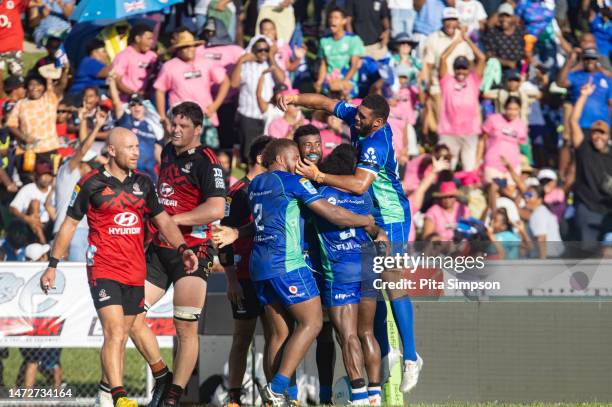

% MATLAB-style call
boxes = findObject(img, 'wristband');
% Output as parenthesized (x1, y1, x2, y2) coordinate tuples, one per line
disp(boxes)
(48, 257, 59, 268)
(177, 244, 189, 256)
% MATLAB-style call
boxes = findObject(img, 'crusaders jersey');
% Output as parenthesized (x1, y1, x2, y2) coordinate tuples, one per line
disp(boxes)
(67, 168, 164, 286)
(219, 177, 252, 280)
(153, 144, 226, 249)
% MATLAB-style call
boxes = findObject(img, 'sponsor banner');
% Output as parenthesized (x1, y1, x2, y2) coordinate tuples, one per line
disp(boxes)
(0, 263, 174, 348)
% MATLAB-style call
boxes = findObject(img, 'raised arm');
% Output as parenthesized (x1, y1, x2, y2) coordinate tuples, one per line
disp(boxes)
(276, 93, 339, 114)
(256, 69, 271, 114)
(107, 72, 125, 120)
(297, 161, 376, 195)
(556, 49, 578, 88)
(438, 36, 463, 79)
(464, 31, 486, 78)
(569, 81, 595, 148)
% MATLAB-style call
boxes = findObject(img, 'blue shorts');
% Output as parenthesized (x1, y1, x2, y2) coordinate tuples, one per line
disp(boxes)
(380, 221, 410, 256)
(320, 280, 361, 308)
(255, 267, 320, 307)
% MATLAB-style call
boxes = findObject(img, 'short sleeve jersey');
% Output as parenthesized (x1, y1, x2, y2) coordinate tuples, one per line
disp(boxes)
(314, 187, 373, 283)
(67, 168, 164, 286)
(318, 33, 365, 77)
(333, 101, 411, 225)
(219, 177, 253, 280)
(154, 144, 226, 249)
(248, 171, 322, 281)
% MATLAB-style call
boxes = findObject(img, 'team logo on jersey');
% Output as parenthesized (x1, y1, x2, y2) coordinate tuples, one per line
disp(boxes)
(68, 185, 80, 207)
(288, 285, 298, 295)
(109, 212, 141, 235)
(181, 162, 193, 174)
(98, 289, 110, 302)
(132, 183, 143, 195)
(299, 178, 318, 194)
(363, 147, 377, 164)
(327, 197, 337, 205)
(159, 183, 174, 198)
(213, 168, 225, 189)
(188, 148, 196, 154)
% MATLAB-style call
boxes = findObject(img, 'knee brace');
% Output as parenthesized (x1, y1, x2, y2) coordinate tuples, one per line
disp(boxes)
(173, 306, 201, 322)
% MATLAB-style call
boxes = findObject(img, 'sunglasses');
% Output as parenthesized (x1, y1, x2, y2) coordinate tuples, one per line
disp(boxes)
(57, 109, 71, 113)
(254, 47, 270, 53)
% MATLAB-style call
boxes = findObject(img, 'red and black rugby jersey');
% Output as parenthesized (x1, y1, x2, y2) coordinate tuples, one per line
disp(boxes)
(67, 168, 164, 286)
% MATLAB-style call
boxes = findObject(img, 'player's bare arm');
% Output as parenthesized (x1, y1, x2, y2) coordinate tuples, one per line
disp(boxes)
(152, 211, 199, 273)
(40, 216, 80, 293)
(212, 222, 255, 248)
(308, 199, 374, 228)
(276, 93, 339, 114)
(297, 161, 376, 195)
(171, 197, 226, 227)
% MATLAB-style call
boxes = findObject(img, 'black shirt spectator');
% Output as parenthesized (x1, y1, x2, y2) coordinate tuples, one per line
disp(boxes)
(346, 0, 390, 46)
(483, 3, 525, 69)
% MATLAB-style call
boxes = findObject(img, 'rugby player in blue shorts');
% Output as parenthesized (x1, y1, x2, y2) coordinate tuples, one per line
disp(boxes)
(293, 124, 336, 405)
(313, 144, 388, 405)
(276, 93, 423, 393)
(248, 139, 375, 406)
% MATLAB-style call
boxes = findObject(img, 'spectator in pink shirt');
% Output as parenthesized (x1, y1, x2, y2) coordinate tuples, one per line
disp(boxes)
(111, 24, 158, 100)
(479, 96, 528, 185)
(423, 181, 470, 241)
(154, 30, 230, 128)
(267, 89, 309, 139)
(437, 27, 485, 171)
(196, 17, 245, 149)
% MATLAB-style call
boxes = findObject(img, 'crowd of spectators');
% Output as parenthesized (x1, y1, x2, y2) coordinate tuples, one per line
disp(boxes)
(0, 0, 611, 265)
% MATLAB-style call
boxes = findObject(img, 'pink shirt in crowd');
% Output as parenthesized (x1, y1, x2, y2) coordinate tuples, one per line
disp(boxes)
(154, 57, 226, 127)
(267, 116, 310, 138)
(438, 72, 482, 136)
(388, 88, 417, 153)
(425, 202, 470, 241)
(481, 113, 527, 172)
(320, 129, 343, 158)
(196, 44, 244, 103)
(544, 187, 566, 222)
(403, 154, 435, 193)
(111, 46, 158, 99)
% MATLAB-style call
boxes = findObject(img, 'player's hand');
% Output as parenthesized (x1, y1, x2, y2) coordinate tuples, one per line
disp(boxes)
(182, 249, 199, 274)
(296, 159, 320, 180)
(275, 93, 298, 112)
(226, 276, 245, 305)
(212, 225, 239, 248)
(40, 268, 56, 294)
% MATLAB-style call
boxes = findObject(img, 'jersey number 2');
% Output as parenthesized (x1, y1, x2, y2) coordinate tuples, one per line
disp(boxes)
(254, 203, 264, 231)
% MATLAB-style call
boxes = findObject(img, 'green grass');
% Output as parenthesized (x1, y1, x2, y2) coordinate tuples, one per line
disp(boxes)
(22, 50, 46, 76)
(1, 347, 172, 398)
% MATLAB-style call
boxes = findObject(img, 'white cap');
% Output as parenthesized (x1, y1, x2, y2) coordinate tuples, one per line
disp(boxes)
(497, 3, 515, 16)
(525, 177, 540, 188)
(81, 150, 97, 163)
(25, 243, 50, 261)
(442, 7, 459, 20)
(537, 168, 558, 182)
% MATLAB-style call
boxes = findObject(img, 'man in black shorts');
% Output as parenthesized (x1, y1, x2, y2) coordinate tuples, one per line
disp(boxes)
(217, 136, 272, 407)
(40, 128, 198, 407)
(128, 102, 226, 407)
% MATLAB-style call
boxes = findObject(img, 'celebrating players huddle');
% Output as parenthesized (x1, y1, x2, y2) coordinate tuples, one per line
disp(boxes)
(39, 93, 423, 407)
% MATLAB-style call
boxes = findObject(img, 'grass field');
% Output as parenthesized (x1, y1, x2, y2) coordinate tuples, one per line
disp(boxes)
(1, 347, 173, 398)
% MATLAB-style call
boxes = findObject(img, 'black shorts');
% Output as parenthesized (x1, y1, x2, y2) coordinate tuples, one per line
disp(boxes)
(231, 279, 264, 320)
(90, 279, 145, 316)
(146, 244, 213, 290)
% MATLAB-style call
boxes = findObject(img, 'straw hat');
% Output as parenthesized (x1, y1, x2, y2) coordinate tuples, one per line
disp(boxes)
(170, 31, 204, 52)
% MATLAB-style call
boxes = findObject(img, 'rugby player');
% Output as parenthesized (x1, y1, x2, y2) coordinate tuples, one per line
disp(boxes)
(40, 128, 198, 407)
(294, 124, 336, 405)
(276, 93, 423, 393)
(128, 102, 226, 407)
(249, 139, 375, 406)
(313, 144, 388, 405)
(218, 136, 273, 407)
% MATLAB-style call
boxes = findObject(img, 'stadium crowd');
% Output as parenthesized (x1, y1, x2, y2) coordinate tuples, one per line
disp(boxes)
(0, 0, 610, 405)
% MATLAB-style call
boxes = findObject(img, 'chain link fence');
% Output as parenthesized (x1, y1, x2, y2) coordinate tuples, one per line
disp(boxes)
(0, 347, 171, 405)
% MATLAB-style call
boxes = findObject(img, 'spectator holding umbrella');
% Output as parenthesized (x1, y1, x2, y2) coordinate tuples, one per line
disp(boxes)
(110, 24, 158, 100)
(570, 81, 612, 241)
(68, 39, 111, 96)
(437, 26, 486, 171)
